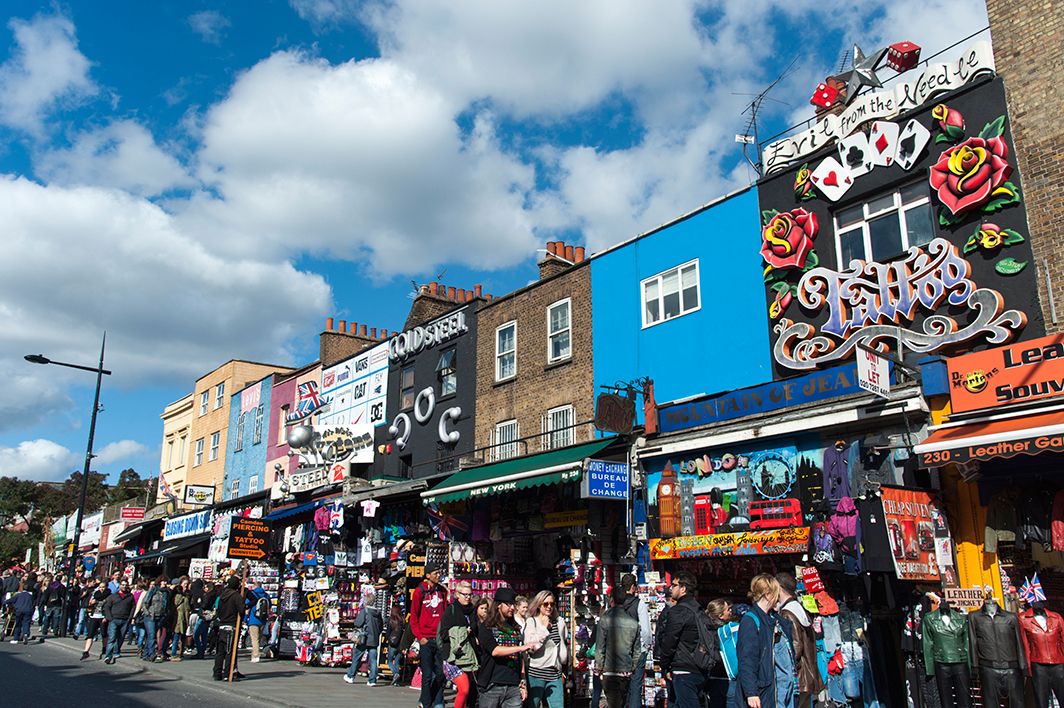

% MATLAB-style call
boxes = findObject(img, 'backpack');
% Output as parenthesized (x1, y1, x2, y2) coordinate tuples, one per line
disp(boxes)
(254, 596, 269, 622)
(675, 604, 720, 674)
(147, 587, 170, 618)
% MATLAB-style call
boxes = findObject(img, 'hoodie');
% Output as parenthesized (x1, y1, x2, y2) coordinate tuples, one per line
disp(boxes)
(828, 496, 859, 554)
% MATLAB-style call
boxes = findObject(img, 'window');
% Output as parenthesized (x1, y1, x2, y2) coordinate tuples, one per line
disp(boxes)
(835, 183, 933, 264)
(279, 405, 290, 444)
(166, 440, 174, 469)
(544, 405, 575, 450)
(199, 391, 209, 416)
(194, 438, 204, 466)
(496, 322, 517, 381)
(209, 431, 221, 461)
(253, 405, 264, 445)
(178, 436, 186, 466)
(400, 366, 416, 410)
(494, 420, 519, 461)
(641, 260, 700, 327)
(214, 382, 226, 409)
(234, 414, 245, 452)
(248, 476, 259, 494)
(229, 479, 240, 500)
(436, 349, 457, 396)
(547, 299, 571, 363)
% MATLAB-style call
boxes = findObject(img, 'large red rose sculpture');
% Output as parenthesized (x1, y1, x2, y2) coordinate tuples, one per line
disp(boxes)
(761, 208, 818, 270)
(929, 135, 1012, 217)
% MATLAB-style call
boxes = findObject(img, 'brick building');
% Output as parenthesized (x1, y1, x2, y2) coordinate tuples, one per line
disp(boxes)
(986, 0, 1064, 332)
(474, 241, 595, 462)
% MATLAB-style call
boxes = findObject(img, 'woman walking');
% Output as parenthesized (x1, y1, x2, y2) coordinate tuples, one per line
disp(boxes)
(79, 579, 110, 659)
(524, 591, 568, 708)
(171, 580, 191, 661)
(737, 574, 794, 708)
(343, 587, 383, 686)
(384, 603, 406, 685)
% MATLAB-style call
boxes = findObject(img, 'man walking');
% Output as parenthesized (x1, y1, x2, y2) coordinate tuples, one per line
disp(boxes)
(344, 587, 383, 686)
(41, 575, 66, 636)
(411, 564, 448, 708)
(620, 573, 653, 707)
(476, 587, 538, 708)
(597, 585, 643, 708)
(245, 580, 271, 663)
(656, 573, 708, 708)
(213, 576, 245, 681)
(102, 580, 135, 664)
(776, 573, 823, 708)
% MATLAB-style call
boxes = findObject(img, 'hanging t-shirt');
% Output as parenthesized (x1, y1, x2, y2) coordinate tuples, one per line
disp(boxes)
(857, 497, 894, 573)
(361, 499, 381, 518)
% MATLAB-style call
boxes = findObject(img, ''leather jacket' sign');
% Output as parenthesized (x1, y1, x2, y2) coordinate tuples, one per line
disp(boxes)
(389, 310, 468, 362)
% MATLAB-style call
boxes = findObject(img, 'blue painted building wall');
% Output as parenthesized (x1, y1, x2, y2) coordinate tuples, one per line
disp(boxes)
(590, 187, 772, 413)
(223, 375, 273, 500)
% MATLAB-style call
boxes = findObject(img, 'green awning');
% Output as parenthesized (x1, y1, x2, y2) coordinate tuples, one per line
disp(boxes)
(422, 437, 619, 505)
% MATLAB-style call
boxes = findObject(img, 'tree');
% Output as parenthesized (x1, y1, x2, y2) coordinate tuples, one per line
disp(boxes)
(109, 468, 149, 505)
(62, 470, 110, 518)
(0, 529, 32, 567)
(0, 476, 37, 523)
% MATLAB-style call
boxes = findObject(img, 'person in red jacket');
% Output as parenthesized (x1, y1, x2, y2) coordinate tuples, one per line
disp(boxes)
(411, 564, 448, 708)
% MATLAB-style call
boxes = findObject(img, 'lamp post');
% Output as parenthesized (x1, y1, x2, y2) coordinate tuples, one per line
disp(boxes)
(25, 333, 111, 581)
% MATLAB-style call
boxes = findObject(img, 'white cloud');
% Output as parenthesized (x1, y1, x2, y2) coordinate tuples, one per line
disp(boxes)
(0, 14, 96, 135)
(36, 120, 194, 197)
(289, 0, 362, 27)
(94, 439, 148, 465)
(0, 439, 78, 481)
(188, 10, 231, 45)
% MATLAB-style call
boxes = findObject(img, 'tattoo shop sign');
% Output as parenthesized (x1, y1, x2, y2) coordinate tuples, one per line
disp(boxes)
(763, 42, 995, 174)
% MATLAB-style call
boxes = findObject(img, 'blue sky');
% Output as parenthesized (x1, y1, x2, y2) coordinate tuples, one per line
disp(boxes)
(0, 0, 988, 483)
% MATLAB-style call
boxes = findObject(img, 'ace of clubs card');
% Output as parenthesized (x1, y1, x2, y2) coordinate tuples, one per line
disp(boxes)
(837, 132, 871, 179)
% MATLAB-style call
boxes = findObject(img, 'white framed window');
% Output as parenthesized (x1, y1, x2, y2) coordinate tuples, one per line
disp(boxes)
(229, 478, 240, 500)
(235, 414, 245, 451)
(214, 382, 226, 409)
(641, 259, 700, 327)
(194, 438, 204, 466)
(209, 431, 221, 461)
(166, 440, 174, 469)
(279, 406, 289, 444)
(253, 405, 264, 445)
(494, 420, 519, 461)
(835, 182, 933, 265)
(199, 391, 209, 416)
(436, 348, 457, 397)
(248, 476, 259, 494)
(495, 322, 517, 381)
(178, 436, 186, 466)
(547, 299, 572, 363)
(400, 366, 416, 409)
(543, 404, 575, 450)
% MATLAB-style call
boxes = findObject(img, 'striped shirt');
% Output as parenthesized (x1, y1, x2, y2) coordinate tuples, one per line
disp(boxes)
(527, 623, 563, 681)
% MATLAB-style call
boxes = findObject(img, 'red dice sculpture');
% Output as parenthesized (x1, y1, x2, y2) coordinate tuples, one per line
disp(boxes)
(886, 41, 921, 72)
(810, 81, 840, 109)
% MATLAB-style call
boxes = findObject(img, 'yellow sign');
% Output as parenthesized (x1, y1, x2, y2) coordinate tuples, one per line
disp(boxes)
(650, 527, 810, 560)
(544, 510, 589, 529)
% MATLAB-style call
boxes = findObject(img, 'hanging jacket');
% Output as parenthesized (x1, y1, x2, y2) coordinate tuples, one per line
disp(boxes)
(1052, 489, 1064, 552)
(985, 492, 1018, 554)
(1017, 490, 1052, 549)
(1019, 608, 1064, 666)
(780, 599, 825, 695)
(821, 445, 851, 502)
(922, 610, 970, 675)
(828, 497, 860, 559)
(968, 605, 1026, 670)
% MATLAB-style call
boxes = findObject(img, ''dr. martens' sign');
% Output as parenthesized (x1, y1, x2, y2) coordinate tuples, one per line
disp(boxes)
(947, 334, 1064, 414)
(389, 310, 468, 362)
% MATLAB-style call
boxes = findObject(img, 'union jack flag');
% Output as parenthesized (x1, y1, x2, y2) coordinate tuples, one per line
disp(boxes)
(287, 381, 329, 423)
(158, 472, 176, 500)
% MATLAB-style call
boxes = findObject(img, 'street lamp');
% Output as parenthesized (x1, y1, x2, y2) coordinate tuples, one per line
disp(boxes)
(25, 333, 112, 581)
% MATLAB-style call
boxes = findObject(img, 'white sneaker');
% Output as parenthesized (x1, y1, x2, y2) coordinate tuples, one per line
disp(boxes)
(366, 681, 377, 687)
(343, 675, 355, 684)
(8, 639, 17, 644)
(250, 657, 260, 663)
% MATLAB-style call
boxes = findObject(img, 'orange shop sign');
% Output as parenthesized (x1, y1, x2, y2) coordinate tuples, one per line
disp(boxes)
(947, 334, 1064, 414)
(649, 526, 809, 560)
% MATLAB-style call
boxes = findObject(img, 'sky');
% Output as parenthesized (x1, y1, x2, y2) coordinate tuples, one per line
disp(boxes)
(0, 0, 990, 483)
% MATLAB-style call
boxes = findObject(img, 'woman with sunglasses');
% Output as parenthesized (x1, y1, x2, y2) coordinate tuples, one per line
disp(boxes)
(439, 581, 480, 708)
(524, 591, 569, 708)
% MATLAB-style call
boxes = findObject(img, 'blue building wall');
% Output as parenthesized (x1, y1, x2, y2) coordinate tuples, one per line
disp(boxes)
(223, 375, 273, 500)
(591, 187, 771, 413)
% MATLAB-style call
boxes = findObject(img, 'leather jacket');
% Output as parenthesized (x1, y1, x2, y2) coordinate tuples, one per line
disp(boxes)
(1020, 609, 1064, 667)
(780, 600, 825, 694)
(922, 609, 970, 675)
(968, 605, 1026, 670)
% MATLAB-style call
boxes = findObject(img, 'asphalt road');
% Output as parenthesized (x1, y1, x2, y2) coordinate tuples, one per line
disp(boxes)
(0, 639, 262, 708)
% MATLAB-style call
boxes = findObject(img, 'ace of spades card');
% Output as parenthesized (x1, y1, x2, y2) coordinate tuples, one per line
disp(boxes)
(809, 156, 854, 202)
(867, 121, 901, 169)
(894, 119, 931, 171)
(837, 132, 872, 179)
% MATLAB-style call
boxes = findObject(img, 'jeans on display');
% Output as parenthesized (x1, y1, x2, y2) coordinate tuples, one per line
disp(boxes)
(345, 645, 378, 683)
(627, 651, 647, 708)
(604, 674, 630, 708)
(979, 667, 1022, 708)
(13, 611, 32, 641)
(933, 662, 971, 708)
(1032, 663, 1064, 708)
(671, 671, 707, 708)
(417, 639, 445, 708)
(105, 619, 128, 660)
(528, 676, 564, 708)
(476, 684, 522, 708)
(142, 616, 157, 659)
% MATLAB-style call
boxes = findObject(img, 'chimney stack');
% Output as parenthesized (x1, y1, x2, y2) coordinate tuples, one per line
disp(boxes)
(381, 329, 389, 338)
(349, 321, 358, 334)
(447, 286, 456, 300)
(370, 327, 377, 338)
(429, 282, 438, 295)
(564, 244, 575, 261)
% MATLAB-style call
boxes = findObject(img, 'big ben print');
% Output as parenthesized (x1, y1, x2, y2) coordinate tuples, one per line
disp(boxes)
(657, 461, 681, 537)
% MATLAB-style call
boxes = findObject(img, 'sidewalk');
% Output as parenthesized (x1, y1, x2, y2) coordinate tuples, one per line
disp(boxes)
(41, 635, 416, 707)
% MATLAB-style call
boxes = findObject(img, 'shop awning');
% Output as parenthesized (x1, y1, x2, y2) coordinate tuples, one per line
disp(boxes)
(110, 519, 157, 544)
(128, 533, 210, 563)
(914, 407, 1064, 468)
(263, 494, 340, 521)
(421, 437, 618, 505)
(344, 479, 429, 506)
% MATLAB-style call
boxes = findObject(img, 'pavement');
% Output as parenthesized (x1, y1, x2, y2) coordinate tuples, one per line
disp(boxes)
(2, 634, 418, 708)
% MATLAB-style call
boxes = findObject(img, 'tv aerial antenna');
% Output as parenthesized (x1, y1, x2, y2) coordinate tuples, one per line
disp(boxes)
(733, 55, 799, 177)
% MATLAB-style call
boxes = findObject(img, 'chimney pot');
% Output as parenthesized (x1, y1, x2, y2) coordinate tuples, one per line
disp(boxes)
(326, 317, 335, 330)
(564, 245, 575, 261)
(429, 282, 438, 295)
(381, 329, 389, 338)
(370, 327, 377, 338)
(338, 319, 347, 332)
(546, 241, 558, 255)
(487, 294, 494, 301)
(575, 246, 586, 262)
(457, 288, 466, 301)
(349, 321, 358, 334)
(359, 324, 368, 337)
(447, 286, 457, 300)
(474, 284, 483, 297)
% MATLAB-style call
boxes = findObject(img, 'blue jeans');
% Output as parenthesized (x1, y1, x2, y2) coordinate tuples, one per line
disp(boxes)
(75, 608, 87, 637)
(418, 639, 445, 708)
(42, 606, 62, 635)
(387, 646, 401, 682)
(628, 651, 648, 708)
(106, 619, 128, 659)
(672, 672, 707, 708)
(142, 616, 157, 659)
(13, 611, 32, 641)
(591, 673, 603, 708)
(528, 676, 564, 708)
(345, 645, 379, 683)
(193, 617, 209, 656)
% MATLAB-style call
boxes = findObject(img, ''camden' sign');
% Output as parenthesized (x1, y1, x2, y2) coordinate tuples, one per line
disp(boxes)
(763, 42, 995, 174)
(389, 310, 468, 362)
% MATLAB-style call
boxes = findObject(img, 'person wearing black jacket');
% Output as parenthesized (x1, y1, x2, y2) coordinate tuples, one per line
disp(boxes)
(65, 579, 82, 637)
(656, 573, 705, 708)
(213, 575, 246, 681)
(102, 581, 135, 663)
(41, 575, 66, 636)
(198, 580, 220, 658)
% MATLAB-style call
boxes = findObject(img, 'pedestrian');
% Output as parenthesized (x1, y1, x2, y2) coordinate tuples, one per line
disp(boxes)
(65, 577, 82, 637)
(775, 573, 823, 708)
(653, 591, 678, 708)
(213, 575, 246, 681)
(524, 590, 568, 708)
(80, 579, 110, 659)
(171, 579, 191, 661)
(138, 577, 172, 661)
(385, 602, 407, 685)
(656, 573, 709, 708)
(514, 595, 529, 627)
(344, 587, 384, 686)
(75, 577, 95, 639)
(596, 585, 642, 708)
(4, 582, 34, 645)
(1, 568, 19, 601)
(620, 573, 653, 708)
(410, 563, 449, 708)
(41, 574, 67, 636)
(737, 574, 794, 708)
(438, 580, 479, 708)
(33, 572, 49, 629)
(195, 579, 219, 658)
(476, 587, 538, 708)
(130, 579, 147, 648)
(705, 599, 742, 708)
(245, 579, 271, 663)
(102, 580, 135, 664)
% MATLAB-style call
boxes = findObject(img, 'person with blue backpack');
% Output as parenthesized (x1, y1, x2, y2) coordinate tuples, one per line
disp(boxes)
(657, 572, 720, 708)
(245, 580, 270, 663)
(737, 574, 795, 708)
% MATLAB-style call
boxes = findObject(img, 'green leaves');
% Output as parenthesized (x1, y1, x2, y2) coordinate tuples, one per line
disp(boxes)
(938, 207, 961, 228)
(979, 115, 1007, 140)
(1002, 228, 1025, 246)
(802, 250, 820, 272)
(984, 182, 1022, 213)
(995, 257, 1027, 275)
(761, 209, 780, 225)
